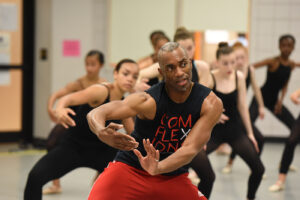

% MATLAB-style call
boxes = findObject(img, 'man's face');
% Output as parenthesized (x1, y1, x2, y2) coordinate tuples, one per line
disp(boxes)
(159, 48, 192, 92)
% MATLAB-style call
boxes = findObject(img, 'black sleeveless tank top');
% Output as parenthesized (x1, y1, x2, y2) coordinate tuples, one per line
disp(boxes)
(191, 60, 199, 83)
(261, 63, 291, 107)
(115, 82, 211, 175)
(212, 72, 239, 121)
(63, 85, 121, 150)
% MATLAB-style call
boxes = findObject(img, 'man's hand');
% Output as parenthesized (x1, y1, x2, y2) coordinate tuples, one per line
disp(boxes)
(134, 139, 160, 176)
(97, 122, 138, 151)
(55, 108, 76, 128)
(274, 100, 283, 114)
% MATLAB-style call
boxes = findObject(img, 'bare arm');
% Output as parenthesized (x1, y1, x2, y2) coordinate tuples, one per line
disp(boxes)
(274, 81, 289, 114)
(54, 85, 108, 128)
(252, 58, 273, 69)
(47, 81, 82, 121)
(134, 92, 223, 175)
(237, 71, 259, 152)
(290, 88, 300, 104)
(249, 65, 265, 119)
(137, 62, 160, 82)
(87, 92, 155, 150)
(294, 62, 300, 67)
(122, 117, 135, 135)
(195, 60, 213, 88)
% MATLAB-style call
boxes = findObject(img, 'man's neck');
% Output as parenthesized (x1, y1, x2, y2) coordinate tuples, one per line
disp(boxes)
(165, 82, 194, 103)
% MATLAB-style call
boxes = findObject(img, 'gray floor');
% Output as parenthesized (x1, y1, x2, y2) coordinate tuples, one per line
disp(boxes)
(0, 143, 299, 200)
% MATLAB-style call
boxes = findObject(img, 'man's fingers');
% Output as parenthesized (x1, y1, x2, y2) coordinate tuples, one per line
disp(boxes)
(143, 139, 150, 153)
(107, 122, 124, 130)
(133, 149, 143, 161)
(155, 150, 160, 161)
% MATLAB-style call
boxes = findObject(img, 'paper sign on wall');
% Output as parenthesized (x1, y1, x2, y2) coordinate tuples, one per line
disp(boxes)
(0, 3, 18, 31)
(63, 40, 80, 57)
(0, 69, 10, 85)
(0, 33, 10, 64)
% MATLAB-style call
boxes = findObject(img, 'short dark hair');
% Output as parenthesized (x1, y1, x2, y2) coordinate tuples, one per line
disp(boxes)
(114, 58, 137, 72)
(216, 42, 233, 59)
(86, 50, 105, 64)
(157, 42, 187, 68)
(150, 30, 166, 41)
(279, 34, 296, 44)
(173, 27, 193, 42)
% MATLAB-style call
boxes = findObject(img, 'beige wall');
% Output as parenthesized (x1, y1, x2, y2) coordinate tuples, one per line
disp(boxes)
(109, 0, 177, 62)
(181, 0, 249, 31)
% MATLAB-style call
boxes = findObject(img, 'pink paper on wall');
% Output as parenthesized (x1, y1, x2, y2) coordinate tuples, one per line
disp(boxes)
(63, 40, 80, 57)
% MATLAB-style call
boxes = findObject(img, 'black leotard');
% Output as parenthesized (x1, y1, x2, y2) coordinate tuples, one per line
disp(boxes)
(261, 63, 291, 108)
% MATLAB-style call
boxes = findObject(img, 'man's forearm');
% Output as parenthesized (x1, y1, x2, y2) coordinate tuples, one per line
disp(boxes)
(87, 109, 106, 136)
(156, 133, 210, 175)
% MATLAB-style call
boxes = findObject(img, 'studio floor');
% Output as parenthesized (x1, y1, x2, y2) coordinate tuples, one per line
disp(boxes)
(0, 142, 299, 200)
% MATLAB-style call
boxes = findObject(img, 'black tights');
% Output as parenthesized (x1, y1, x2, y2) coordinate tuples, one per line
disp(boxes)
(46, 124, 67, 151)
(24, 143, 116, 200)
(279, 115, 300, 174)
(229, 120, 264, 160)
(191, 123, 265, 199)
(229, 97, 295, 161)
(190, 151, 215, 199)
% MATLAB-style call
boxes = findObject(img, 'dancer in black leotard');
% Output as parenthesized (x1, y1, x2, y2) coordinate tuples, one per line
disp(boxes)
(192, 43, 265, 200)
(44, 50, 106, 194)
(222, 42, 265, 174)
(269, 88, 300, 191)
(24, 59, 139, 200)
(249, 35, 300, 185)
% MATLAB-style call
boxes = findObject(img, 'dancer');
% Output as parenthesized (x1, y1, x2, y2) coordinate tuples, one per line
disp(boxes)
(222, 42, 265, 174)
(192, 43, 265, 200)
(24, 59, 139, 200)
(249, 34, 300, 167)
(44, 50, 106, 194)
(87, 42, 222, 200)
(269, 88, 300, 191)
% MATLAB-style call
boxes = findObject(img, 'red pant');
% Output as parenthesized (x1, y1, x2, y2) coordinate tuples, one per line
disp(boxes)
(88, 161, 207, 200)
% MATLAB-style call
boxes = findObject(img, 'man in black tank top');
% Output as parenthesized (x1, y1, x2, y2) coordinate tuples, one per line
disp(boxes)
(87, 42, 222, 200)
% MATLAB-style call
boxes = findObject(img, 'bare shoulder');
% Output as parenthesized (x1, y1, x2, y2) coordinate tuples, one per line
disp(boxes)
(195, 60, 210, 71)
(65, 79, 82, 92)
(87, 84, 110, 96)
(126, 92, 154, 105)
(125, 92, 156, 119)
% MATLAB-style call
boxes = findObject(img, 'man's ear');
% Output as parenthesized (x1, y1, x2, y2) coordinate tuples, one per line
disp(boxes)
(158, 67, 163, 76)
